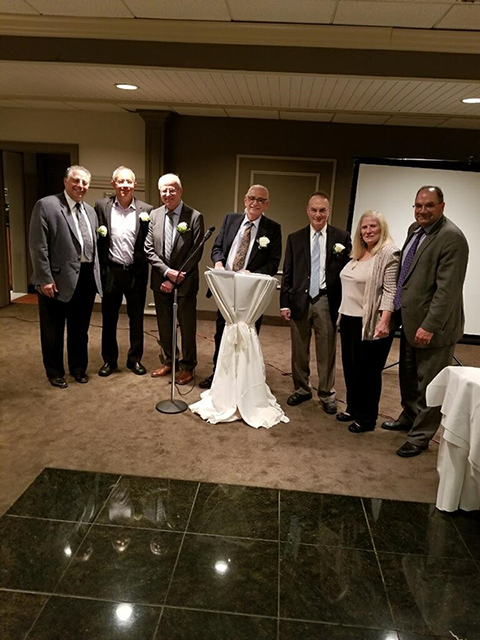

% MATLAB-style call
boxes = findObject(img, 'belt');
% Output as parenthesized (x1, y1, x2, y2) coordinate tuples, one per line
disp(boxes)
(309, 289, 327, 305)
(108, 260, 133, 271)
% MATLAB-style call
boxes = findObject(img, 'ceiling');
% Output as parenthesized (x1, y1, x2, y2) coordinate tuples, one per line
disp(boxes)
(1, 0, 480, 129)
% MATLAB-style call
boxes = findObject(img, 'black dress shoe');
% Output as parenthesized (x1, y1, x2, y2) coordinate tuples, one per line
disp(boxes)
(73, 373, 89, 384)
(348, 421, 375, 433)
(199, 374, 214, 389)
(98, 363, 118, 377)
(381, 420, 411, 431)
(287, 392, 312, 406)
(127, 362, 147, 376)
(397, 442, 427, 458)
(336, 412, 353, 422)
(49, 377, 68, 389)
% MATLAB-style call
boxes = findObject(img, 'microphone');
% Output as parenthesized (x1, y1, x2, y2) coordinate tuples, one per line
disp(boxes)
(203, 225, 216, 242)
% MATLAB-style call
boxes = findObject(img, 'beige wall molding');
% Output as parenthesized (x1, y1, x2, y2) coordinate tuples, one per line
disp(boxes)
(2, 14, 480, 56)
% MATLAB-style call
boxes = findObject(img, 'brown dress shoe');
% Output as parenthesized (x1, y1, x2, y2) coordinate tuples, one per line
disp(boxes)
(176, 370, 194, 385)
(151, 365, 172, 378)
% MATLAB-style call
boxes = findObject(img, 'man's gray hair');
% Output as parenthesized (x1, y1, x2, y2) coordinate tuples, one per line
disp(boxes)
(112, 166, 136, 182)
(158, 173, 182, 189)
(247, 184, 269, 199)
(65, 165, 91, 181)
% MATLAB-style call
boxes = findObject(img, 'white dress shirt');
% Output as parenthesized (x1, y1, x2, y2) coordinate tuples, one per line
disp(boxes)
(109, 198, 136, 266)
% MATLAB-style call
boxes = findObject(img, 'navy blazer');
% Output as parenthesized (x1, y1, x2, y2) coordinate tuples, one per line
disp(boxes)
(280, 224, 351, 327)
(211, 212, 282, 276)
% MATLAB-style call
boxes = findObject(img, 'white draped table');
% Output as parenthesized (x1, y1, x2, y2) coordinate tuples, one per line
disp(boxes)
(190, 270, 289, 429)
(426, 366, 480, 512)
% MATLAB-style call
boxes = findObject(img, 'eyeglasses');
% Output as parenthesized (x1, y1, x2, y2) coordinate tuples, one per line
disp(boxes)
(246, 195, 268, 204)
(413, 202, 442, 212)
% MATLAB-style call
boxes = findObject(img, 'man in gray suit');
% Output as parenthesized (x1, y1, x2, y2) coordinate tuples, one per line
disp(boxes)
(29, 165, 102, 388)
(145, 173, 204, 385)
(382, 186, 469, 457)
(95, 166, 153, 377)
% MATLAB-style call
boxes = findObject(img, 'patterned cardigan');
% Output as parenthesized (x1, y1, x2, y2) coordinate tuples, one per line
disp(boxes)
(362, 242, 400, 340)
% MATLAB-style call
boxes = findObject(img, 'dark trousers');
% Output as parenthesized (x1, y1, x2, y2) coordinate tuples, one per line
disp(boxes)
(101, 265, 147, 366)
(37, 263, 96, 379)
(398, 330, 455, 447)
(153, 290, 198, 371)
(212, 310, 263, 368)
(340, 315, 394, 428)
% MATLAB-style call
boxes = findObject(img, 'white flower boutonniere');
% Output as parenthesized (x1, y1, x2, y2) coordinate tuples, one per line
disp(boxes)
(139, 212, 150, 222)
(257, 236, 270, 249)
(333, 243, 346, 255)
(97, 225, 107, 237)
(177, 222, 190, 234)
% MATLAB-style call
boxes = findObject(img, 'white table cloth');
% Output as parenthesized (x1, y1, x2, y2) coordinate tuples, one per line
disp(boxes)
(426, 366, 480, 512)
(190, 270, 289, 429)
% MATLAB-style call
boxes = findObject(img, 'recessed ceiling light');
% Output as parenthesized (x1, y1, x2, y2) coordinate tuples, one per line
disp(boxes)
(115, 83, 138, 91)
(462, 97, 480, 104)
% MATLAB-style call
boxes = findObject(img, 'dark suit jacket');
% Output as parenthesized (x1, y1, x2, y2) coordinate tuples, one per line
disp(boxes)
(280, 224, 351, 327)
(144, 202, 205, 297)
(399, 215, 468, 348)
(95, 196, 153, 291)
(29, 192, 102, 303)
(211, 212, 282, 276)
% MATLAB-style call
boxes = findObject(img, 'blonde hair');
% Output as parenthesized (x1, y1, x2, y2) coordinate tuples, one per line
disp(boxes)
(351, 210, 393, 260)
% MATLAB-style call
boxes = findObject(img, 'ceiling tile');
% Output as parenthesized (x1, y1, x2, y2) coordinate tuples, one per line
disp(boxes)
(227, 0, 336, 24)
(280, 111, 334, 122)
(385, 115, 447, 127)
(28, 0, 133, 17)
(334, 1, 449, 28)
(0, 0, 39, 14)
(125, 0, 231, 20)
(225, 108, 278, 119)
(435, 4, 480, 30)
(332, 113, 390, 124)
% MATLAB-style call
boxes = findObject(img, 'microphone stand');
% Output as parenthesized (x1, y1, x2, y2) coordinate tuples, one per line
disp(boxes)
(156, 228, 215, 414)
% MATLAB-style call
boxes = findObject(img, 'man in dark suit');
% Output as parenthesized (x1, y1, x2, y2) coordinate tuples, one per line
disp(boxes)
(280, 191, 351, 413)
(95, 166, 153, 377)
(145, 173, 204, 385)
(29, 165, 102, 388)
(199, 184, 282, 389)
(382, 186, 469, 457)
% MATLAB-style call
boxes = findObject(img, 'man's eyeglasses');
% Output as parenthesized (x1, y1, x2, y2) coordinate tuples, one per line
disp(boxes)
(413, 202, 442, 212)
(246, 195, 268, 204)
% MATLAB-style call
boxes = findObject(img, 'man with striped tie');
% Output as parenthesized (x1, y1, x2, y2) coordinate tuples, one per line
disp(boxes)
(381, 186, 469, 457)
(145, 174, 204, 385)
(280, 192, 351, 413)
(29, 165, 102, 388)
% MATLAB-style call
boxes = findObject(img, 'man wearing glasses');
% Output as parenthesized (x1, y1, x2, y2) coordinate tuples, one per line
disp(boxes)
(199, 184, 282, 389)
(382, 185, 469, 457)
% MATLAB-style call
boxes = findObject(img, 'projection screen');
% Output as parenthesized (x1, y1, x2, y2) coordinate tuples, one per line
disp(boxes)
(349, 158, 480, 338)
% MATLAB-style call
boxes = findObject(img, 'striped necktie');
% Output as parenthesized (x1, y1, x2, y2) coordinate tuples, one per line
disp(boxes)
(75, 202, 93, 262)
(394, 228, 425, 310)
(164, 211, 175, 262)
(309, 231, 321, 298)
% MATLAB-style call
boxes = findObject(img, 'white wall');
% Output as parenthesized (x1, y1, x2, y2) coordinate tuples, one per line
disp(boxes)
(0, 107, 146, 205)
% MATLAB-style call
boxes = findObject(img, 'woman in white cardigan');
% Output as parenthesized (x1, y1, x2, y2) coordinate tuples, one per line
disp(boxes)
(338, 211, 400, 433)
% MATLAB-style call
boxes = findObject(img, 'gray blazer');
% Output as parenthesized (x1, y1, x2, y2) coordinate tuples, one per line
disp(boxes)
(29, 192, 102, 303)
(144, 202, 204, 298)
(399, 215, 468, 348)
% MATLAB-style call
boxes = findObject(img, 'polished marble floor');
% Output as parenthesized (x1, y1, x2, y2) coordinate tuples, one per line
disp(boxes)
(1, 468, 479, 640)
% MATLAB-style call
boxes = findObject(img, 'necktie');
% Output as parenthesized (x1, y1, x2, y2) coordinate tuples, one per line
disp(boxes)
(164, 211, 175, 262)
(394, 228, 425, 310)
(75, 202, 93, 261)
(309, 231, 321, 298)
(232, 222, 253, 272)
